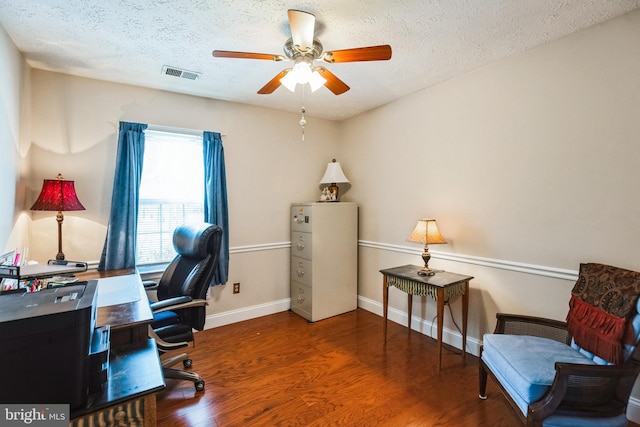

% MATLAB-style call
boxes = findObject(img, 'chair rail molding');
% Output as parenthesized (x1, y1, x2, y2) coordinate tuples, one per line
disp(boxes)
(230, 242, 291, 254)
(84, 240, 577, 282)
(358, 240, 578, 281)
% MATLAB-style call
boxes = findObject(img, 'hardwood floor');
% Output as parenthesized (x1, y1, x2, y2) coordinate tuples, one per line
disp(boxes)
(154, 308, 637, 426)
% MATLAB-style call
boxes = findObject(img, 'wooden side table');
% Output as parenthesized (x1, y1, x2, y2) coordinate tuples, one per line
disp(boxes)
(381, 264, 473, 370)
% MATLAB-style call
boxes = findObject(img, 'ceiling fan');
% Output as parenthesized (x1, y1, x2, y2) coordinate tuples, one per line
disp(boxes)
(212, 9, 392, 95)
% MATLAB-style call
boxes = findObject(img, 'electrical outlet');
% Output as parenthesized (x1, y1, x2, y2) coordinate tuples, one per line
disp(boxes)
(233, 282, 240, 294)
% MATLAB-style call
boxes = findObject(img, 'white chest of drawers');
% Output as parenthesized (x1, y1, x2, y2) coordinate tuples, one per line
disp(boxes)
(290, 202, 358, 322)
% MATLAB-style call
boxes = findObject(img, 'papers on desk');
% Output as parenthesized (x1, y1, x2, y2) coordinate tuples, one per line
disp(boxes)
(96, 275, 142, 307)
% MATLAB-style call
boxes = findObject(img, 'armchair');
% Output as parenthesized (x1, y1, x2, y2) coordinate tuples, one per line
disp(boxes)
(479, 263, 640, 427)
(147, 223, 223, 392)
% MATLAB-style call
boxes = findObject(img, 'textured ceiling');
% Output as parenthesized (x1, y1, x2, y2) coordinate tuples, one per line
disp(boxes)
(1, 0, 639, 121)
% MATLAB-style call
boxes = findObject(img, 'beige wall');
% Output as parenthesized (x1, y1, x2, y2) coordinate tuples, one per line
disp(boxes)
(341, 10, 640, 345)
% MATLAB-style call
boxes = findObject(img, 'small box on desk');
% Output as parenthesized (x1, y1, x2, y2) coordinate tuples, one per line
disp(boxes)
(0, 280, 109, 409)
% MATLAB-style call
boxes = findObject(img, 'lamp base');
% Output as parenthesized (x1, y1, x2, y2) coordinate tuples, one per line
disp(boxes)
(417, 246, 440, 276)
(319, 184, 340, 202)
(56, 211, 65, 260)
(417, 268, 435, 277)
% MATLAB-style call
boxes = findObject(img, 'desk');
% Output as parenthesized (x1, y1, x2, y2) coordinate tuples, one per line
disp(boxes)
(96, 274, 153, 346)
(78, 268, 154, 347)
(381, 264, 473, 370)
(71, 270, 164, 427)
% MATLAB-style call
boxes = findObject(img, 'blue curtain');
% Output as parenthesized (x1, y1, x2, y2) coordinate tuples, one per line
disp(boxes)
(203, 131, 229, 285)
(98, 121, 147, 270)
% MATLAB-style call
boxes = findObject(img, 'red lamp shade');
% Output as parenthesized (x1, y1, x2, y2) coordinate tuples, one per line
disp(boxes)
(30, 174, 85, 212)
(30, 174, 85, 260)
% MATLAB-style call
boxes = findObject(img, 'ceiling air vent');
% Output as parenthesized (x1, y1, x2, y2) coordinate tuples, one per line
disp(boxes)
(162, 65, 201, 80)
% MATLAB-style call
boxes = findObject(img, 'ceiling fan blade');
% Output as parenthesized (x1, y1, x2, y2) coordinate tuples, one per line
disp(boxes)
(212, 50, 286, 61)
(322, 45, 392, 63)
(288, 9, 315, 52)
(315, 67, 350, 95)
(257, 69, 290, 94)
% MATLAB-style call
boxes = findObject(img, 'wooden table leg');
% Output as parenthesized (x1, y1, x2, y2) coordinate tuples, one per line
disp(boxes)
(383, 274, 389, 343)
(462, 280, 469, 361)
(407, 293, 413, 333)
(436, 287, 444, 371)
(144, 393, 157, 427)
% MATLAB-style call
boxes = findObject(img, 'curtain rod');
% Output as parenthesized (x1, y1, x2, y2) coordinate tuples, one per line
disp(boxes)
(147, 124, 227, 137)
(109, 122, 226, 136)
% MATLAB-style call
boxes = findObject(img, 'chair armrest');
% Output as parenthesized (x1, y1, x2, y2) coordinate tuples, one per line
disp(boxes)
(160, 298, 208, 312)
(142, 280, 158, 290)
(147, 325, 189, 351)
(494, 313, 570, 345)
(527, 362, 640, 425)
(150, 297, 208, 314)
(150, 296, 192, 312)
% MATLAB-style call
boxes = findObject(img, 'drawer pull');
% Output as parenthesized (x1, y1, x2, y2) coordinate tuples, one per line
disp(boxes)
(297, 295, 305, 303)
(296, 269, 305, 277)
(296, 244, 305, 250)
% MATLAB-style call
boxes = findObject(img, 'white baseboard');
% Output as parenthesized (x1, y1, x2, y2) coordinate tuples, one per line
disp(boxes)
(358, 295, 482, 357)
(203, 298, 291, 329)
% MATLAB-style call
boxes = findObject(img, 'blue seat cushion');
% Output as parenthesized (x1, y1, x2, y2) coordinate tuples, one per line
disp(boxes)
(482, 334, 595, 415)
(151, 310, 180, 329)
(542, 413, 629, 427)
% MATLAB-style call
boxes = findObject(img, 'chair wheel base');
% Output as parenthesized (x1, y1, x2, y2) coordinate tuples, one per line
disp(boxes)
(195, 380, 205, 392)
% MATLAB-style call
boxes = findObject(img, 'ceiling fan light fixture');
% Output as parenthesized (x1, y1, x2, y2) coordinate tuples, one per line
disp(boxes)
(309, 70, 327, 92)
(293, 61, 313, 84)
(280, 70, 298, 92)
(280, 58, 326, 92)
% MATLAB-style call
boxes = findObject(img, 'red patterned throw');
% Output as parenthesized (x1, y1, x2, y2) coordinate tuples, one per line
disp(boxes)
(566, 263, 640, 364)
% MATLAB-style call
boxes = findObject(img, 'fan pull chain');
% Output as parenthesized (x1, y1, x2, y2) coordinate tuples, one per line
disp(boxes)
(300, 107, 306, 142)
(300, 84, 306, 142)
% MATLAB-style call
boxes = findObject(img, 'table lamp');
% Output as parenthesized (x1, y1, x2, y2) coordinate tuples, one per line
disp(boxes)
(30, 173, 85, 260)
(407, 219, 447, 276)
(319, 159, 350, 201)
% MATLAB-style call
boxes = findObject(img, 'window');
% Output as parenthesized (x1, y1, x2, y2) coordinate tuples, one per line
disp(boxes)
(136, 130, 204, 265)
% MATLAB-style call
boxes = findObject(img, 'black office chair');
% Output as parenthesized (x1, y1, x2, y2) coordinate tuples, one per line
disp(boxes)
(147, 222, 223, 392)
